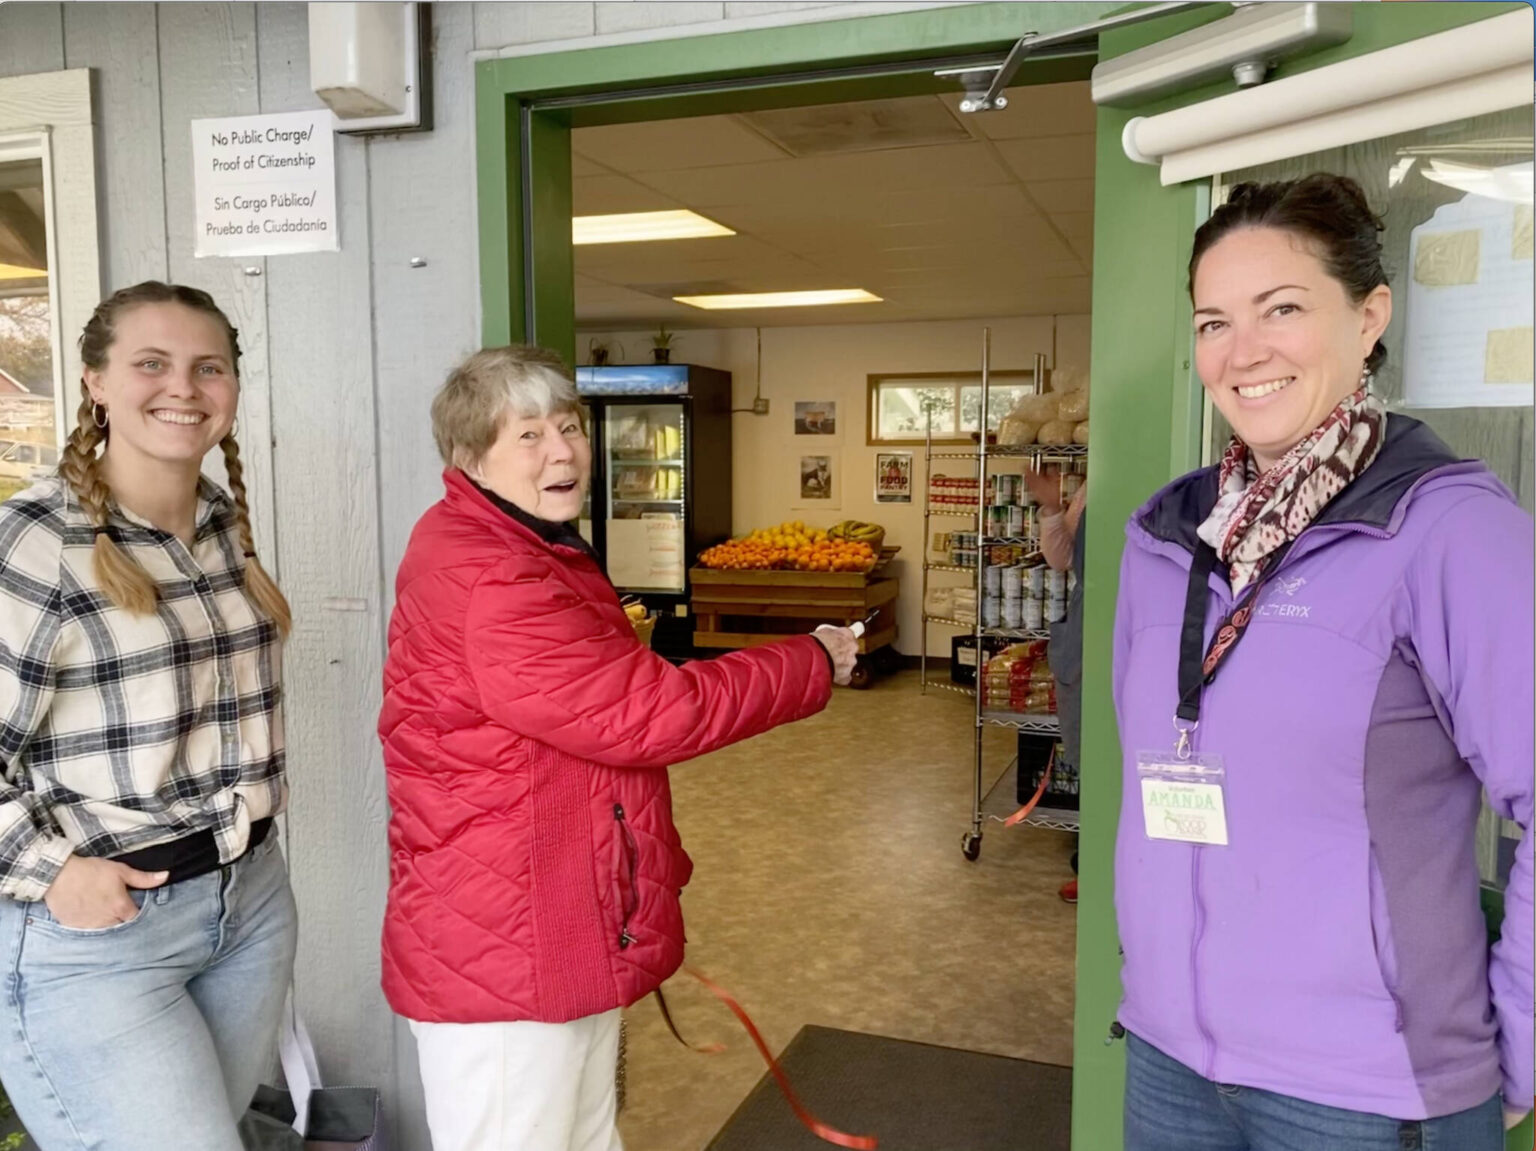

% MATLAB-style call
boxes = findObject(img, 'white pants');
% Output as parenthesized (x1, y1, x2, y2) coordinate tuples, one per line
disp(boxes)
(410, 1010, 624, 1151)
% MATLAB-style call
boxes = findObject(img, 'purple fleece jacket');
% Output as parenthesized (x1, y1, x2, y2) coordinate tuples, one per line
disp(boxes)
(1113, 416, 1534, 1118)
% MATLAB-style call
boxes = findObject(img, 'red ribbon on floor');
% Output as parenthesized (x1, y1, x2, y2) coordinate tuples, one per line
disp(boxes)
(1001, 747, 1054, 827)
(670, 966, 879, 1150)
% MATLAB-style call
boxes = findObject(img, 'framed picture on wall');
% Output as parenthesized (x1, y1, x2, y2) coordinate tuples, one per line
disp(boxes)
(874, 451, 913, 503)
(793, 450, 840, 510)
(794, 401, 838, 435)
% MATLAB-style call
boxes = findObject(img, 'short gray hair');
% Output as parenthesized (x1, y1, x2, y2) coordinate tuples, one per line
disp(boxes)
(431, 345, 582, 468)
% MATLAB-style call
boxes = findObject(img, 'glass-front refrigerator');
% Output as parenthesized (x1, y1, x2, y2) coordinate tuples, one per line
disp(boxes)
(575, 364, 733, 659)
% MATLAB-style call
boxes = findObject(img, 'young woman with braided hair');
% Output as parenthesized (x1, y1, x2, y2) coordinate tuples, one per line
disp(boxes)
(0, 282, 297, 1151)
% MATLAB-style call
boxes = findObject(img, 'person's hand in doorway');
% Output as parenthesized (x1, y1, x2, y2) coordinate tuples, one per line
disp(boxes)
(1023, 466, 1062, 516)
(812, 626, 859, 686)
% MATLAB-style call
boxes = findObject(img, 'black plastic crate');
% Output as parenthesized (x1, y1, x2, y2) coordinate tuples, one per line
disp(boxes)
(950, 634, 1010, 686)
(1018, 732, 1079, 810)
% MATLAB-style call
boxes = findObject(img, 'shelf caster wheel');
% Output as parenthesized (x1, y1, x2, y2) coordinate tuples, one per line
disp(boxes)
(848, 662, 872, 690)
(961, 831, 982, 861)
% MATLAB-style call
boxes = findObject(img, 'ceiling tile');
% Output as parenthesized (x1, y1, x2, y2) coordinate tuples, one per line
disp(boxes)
(994, 135, 1096, 183)
(637, 142, 1013, 207)
(740, 96, 970, 157)
(574, 115, 790, 173)
(572, 175, 682, 215)
(572, 86, 1099, 326)
(1024, 179, 1096, 216)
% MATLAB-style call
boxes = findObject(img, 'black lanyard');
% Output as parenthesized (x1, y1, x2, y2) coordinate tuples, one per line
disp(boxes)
(1176, 539, 1295, 725)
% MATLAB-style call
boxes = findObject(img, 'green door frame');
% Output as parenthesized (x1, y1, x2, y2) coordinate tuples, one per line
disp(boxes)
(475, 5, 1532, 1149)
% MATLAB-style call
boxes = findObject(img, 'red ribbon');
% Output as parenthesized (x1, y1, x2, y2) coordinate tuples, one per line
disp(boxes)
(674, 965, 879, 1150)
(1002, 748, 1054, 827)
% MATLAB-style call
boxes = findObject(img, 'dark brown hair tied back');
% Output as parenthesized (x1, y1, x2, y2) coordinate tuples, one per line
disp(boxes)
(1189, 173, 1390, 374)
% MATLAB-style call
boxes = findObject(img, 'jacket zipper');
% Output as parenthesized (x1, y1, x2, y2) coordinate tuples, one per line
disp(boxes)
(613, 804, 639, 950)
(1185, 578, 1227, 1083)
(1190, 847, 1216, 1078)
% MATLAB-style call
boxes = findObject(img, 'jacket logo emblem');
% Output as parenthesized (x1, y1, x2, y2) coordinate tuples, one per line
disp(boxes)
(1275, 575, 1306, 597)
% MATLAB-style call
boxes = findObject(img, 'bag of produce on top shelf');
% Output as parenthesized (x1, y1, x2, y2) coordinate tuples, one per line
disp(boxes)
(999, 415, 1041, 446)
(1038, 420, 1077, 446)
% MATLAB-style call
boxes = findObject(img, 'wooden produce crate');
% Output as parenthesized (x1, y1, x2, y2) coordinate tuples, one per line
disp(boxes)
(689, 549, 900, 686)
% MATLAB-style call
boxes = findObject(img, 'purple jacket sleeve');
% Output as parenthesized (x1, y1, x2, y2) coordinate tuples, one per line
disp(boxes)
(1407, 492, 1534, 1110)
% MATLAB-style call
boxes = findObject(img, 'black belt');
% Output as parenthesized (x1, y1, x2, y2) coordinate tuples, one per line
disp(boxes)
(110, 817, 274, 886)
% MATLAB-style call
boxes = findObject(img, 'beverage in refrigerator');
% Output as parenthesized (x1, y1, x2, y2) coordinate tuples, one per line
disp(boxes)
(575, 364, 733, 658)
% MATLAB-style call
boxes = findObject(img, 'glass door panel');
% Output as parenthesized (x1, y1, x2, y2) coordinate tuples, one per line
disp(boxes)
(1209, 104, 1534, 888)
(604, 402, 686, 593)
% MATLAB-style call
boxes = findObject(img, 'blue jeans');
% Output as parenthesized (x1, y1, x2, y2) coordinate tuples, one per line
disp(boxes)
(1124, 1031, 1504, 1151)
(0, 832, 297, 1151)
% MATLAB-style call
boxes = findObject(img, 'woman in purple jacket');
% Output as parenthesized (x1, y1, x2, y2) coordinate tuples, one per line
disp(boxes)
(1112, 174, 1532, 1150)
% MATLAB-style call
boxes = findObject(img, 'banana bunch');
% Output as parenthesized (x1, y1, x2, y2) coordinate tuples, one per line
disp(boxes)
(828, 519, 885, 546)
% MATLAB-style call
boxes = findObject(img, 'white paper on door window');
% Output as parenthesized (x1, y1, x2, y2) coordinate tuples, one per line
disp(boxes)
(1403, 174, 1534, 409)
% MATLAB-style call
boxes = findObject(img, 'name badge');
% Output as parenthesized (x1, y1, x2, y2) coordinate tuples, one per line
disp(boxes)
(1136, 750, 1228, 846)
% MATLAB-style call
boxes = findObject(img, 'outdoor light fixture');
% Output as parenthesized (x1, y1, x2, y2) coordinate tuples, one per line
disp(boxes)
(573, 210, 736, 245)
(309, 2, 431, 133)
(673, 289, 882, 310)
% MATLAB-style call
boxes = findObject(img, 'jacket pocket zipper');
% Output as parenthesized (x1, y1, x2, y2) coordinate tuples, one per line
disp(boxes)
(614, 804, 639, 950)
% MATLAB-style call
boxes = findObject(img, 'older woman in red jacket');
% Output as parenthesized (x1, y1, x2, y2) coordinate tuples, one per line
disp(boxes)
(379, 345, 858, 1151)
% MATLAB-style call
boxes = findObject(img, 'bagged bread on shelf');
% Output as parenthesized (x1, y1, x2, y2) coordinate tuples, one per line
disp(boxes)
(1010, 391, 1061, 424)
(1050, 365, 1087, 393)
(1038, 419, 1075, 445)
(1073, 420, 1090, 445)
(924, 586, 956, 618)
(1057, 388, 1090, 423)
(998, 415, 1040, 446)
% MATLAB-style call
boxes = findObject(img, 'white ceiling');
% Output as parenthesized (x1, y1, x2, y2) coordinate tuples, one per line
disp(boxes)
(572, 81, 1097, 330)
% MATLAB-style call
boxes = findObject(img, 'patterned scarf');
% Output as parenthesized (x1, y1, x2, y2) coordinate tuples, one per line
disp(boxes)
(1197, 387, 1387, 595)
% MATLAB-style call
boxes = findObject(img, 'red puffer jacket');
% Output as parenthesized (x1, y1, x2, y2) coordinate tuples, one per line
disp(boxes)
(379, 470, 833, 1024)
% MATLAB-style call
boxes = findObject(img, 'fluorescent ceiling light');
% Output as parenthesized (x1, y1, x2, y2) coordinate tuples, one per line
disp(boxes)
(674, 289, 883, 310)
(572, 210, 735, 245)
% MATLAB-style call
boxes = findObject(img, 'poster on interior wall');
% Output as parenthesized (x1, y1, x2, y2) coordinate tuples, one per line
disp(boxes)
(793, 451, 840, 510)
(794, 401, 837, 435)
(875, 451, 913, 503)
(1402, 185, 1533, 409)
(191, 110, 338, 257)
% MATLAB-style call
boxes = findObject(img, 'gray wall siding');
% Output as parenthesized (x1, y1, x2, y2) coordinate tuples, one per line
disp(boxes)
(0, 3, 950, 1145)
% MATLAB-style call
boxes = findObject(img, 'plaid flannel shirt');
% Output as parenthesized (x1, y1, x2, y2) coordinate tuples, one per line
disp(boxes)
(0, 475, 284, 901)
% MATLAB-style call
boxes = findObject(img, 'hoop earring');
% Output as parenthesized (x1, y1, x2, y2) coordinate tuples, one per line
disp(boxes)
(229, 418, 240, 439)
(91, 403, 108, 429)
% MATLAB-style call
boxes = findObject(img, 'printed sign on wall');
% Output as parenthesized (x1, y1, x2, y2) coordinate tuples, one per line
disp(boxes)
(192, 110, 338, 257)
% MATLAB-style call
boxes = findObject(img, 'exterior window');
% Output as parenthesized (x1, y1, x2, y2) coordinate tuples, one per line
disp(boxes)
(868, 372, 1034, 445)
(0, 150, 58, 501)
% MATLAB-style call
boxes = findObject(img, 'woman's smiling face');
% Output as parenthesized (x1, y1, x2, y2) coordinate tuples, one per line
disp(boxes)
(1192, 226, 1391, 471)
